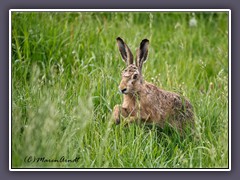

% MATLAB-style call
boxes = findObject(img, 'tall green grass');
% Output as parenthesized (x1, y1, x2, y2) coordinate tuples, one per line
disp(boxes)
(11, 12, 229, 168)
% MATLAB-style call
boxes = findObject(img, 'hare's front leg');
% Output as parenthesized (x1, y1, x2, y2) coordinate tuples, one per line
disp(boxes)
(113, 105, 129, 124)
(113, 105, 139, 125)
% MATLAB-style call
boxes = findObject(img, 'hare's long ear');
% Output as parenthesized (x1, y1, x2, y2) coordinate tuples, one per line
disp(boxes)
(116, 37, 134, 65)
(136, 39, 149, 73)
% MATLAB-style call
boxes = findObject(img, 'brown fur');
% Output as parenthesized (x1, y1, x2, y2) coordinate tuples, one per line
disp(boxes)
(113, 37, 194, 132)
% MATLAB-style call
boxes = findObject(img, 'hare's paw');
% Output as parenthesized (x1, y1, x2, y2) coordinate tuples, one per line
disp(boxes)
(113, 105, 121, 125)
(113, 105, 131, 125)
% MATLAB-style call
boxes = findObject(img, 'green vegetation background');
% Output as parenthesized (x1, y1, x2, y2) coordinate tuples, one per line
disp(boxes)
(11, 12, 229, 168)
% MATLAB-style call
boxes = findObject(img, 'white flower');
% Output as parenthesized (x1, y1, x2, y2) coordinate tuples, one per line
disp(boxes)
(189, 17, 197, 27)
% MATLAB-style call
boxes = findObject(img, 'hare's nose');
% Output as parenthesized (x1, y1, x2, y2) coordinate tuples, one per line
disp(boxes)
(121, 88, 127, 94)
(119, 87, 127, 94)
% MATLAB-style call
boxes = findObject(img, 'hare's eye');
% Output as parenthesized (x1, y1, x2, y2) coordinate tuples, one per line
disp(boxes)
(133, 74, 138, 80)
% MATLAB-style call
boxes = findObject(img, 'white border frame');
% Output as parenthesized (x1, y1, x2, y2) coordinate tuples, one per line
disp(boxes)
(9, 9, 231, 171)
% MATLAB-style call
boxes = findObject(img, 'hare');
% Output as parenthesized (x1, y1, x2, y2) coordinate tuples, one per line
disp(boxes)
(113, 37, 194, 132)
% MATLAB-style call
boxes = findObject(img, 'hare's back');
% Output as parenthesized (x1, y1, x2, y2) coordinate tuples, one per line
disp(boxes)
(143, 82, 194, 120)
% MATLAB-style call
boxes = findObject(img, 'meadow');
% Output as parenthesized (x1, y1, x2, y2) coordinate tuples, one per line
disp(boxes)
(11, 11, 229, 169)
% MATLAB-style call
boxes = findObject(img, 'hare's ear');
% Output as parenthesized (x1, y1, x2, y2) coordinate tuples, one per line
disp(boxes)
(136, 39, 149, 73)
(116, 37, 134, 65)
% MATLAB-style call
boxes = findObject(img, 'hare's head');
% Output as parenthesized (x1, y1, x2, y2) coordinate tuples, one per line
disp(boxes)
(116, 37, 149, 94)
